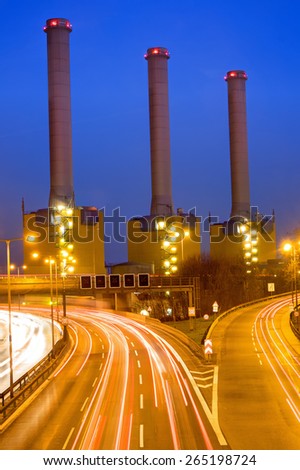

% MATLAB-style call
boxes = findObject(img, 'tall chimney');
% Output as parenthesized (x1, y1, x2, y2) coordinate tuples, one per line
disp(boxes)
(44, 18, 74, 209)
(145, 47, 173, 216)
(225, 70, 250, 220)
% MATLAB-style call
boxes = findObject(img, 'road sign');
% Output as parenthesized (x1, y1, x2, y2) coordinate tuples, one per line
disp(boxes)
(138, 273, 150, 287)
(109, 274, 121, 288)
(80, 275, 92, 289)
(95, 275, 106, 288)
(212, 301, 219, 313)
(188, 307, 195, 317)
(204, 339, 213, 355)
(123, 273, 135, 288)
(203, 314, 209, 320)
(268, 283, 275, 292)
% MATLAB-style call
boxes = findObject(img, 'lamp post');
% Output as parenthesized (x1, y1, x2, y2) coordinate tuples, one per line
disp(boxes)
(0, 237, 23, 398)
(283, 242, 299, 309)
(45, 257, 55, 355)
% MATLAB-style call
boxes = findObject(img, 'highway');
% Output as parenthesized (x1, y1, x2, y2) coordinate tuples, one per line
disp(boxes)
(212, 296, 300, 449)
(0, 310, 62, 392)
(0, 296, 299, 450)
(0, 307, 226, 450)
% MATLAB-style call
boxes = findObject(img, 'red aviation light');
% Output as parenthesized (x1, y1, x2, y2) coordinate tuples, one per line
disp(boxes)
(224, 70, 248, 81)
(144, 47, 170, 60)
(44, 18, 72, 32)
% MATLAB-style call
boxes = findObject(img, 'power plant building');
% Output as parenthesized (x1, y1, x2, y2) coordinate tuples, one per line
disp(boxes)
(23, 18, 105, 275)
(127, 47, 201, 273)
(210, 70, 276, 266)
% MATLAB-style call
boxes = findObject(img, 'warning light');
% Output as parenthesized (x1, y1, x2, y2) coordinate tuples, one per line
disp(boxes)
(224, 70, 248, 81)
(44, 18, 72, 32)
(144, 47, 170, 60)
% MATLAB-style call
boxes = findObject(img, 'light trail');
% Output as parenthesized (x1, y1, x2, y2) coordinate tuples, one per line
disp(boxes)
(253, 298, 300, 423)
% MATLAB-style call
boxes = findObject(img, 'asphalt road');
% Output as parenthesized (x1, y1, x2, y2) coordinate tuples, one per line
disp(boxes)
(0, 308, 226, 450)
(212, 296, 300, 449)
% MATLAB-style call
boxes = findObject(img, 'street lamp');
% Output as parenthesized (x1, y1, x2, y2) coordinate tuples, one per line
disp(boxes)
(0, 237, 23, 397)
(45, 257, 56, 355)
(10, 264, 27, 276)
(283, 242, 299, 309)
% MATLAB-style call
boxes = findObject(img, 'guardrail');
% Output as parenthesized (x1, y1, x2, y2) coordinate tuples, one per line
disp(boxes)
(289, 312, 300, 340)
(0, 337, 68, 423)
(204, 291, 292, 342)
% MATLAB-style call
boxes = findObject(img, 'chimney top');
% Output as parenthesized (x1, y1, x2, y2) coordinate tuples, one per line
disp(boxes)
(225, 70, 247, 81)
(144, 47, 170, 60)
(44, 18, 72, 33)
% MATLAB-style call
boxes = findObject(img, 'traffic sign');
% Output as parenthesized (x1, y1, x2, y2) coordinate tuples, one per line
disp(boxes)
(188, 307, 195, 317)
(138, 273, 150, 287)
(268, 283, 275, 292)
(204, 339, 213, 355)
(95, 275, 106, 288)
(80, 275, 92, 289)
(212, 301, 219, 313)
(123, 273, 135, 288)
(109, 274, 121, 288)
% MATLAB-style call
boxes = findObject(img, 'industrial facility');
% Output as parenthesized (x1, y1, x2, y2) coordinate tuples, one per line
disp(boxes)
(23, 19, 105, 275)
(22, 18, 276, 279)
(209, 70, 276, 267)
(127, 47, 201, 274)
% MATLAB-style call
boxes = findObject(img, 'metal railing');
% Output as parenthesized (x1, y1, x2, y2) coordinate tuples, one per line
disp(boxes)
(0, 338, 67, 423)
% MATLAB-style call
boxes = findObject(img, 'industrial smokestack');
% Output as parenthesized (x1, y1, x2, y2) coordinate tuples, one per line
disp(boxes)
(145, 47, 173, 216)
(225, 70, 250, 220)
(44, 18, 74, 209)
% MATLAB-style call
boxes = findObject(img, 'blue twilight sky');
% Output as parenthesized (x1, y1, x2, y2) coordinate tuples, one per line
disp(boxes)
(0, 0, 299, 265)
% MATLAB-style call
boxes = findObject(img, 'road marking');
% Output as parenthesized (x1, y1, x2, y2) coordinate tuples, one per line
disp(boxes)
(140, 394, 144, 409)
(137, 360, 141, 368)
(92, 377, 98, 387)
(212, 366, 219, 421)
(194, 375, 213, 381)
(139, 374, 143, 385)
(102, 352, 105, 359)
(80, 397, 89, 412)
(134, 350, 138, 356)
(197, 383, 213, 389)
(190, 369, 213, 375)
(139, 424, 144, 448)
(131, 341, 135, 347)
(102, 344, 104, 349)
(62, 427, 75, 450)
(99, 363, 103, 371)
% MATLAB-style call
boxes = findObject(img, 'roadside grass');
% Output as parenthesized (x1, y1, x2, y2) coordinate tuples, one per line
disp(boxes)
(166, 316, 215, 345)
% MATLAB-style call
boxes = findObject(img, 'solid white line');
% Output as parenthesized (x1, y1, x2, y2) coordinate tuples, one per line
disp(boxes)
(140, 394, 144, 409)
(139, 374, 143, 385)
(139, 424, 144, 448)
(212, 366, 219, 428)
